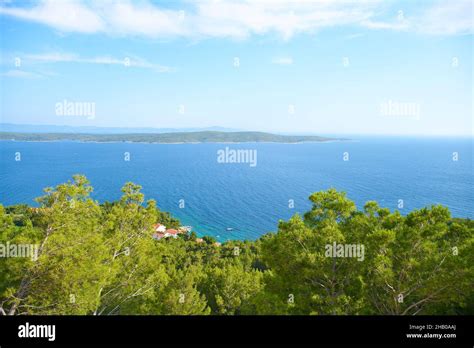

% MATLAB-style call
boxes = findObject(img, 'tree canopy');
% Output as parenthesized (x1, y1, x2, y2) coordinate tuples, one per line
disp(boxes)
(1, 177, 472, 315)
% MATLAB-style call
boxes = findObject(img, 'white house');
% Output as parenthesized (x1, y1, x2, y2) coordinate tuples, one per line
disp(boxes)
(153, 223, 166, 233)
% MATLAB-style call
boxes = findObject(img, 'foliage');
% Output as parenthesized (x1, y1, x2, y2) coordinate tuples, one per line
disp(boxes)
(0, 177, 472, 315)
(0, 131, 337, 144)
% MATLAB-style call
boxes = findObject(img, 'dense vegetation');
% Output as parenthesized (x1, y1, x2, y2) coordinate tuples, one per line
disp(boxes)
(0, 176, 472, 315)
(0, 131, 338, 143)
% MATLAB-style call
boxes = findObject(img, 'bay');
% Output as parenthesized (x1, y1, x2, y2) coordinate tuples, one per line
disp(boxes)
(1, 136, 472, 242)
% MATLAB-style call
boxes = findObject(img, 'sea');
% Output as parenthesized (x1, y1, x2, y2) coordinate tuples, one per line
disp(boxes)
(1, 136, 472, 242)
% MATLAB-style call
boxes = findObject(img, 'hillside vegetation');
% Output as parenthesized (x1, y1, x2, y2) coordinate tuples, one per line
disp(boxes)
(0, 176, 472, 315)
(0, 131, 340, 143)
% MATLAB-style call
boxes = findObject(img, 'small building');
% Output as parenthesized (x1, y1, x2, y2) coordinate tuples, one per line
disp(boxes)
(153, 223, 166, 233)
(152, 232, 165, 240)
(165, 229, 179, 238)
(152, 223, 192, 241)
(153, 228, 179, 240)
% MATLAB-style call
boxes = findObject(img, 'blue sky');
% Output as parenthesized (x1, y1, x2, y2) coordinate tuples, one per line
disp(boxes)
(0, 0, 472, 135)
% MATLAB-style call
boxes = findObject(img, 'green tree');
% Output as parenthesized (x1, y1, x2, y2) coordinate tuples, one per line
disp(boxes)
(1, 180, 472, 316)
(1, 175, 109, 315)
(256, 189, 365, 314)
(363, 205, 474, 315)
(202, 263, 263, 315)
(94, 183, 169, 315)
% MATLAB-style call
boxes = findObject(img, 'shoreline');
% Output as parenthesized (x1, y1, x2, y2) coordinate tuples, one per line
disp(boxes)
(0, 130, 347, 144)
(0, 139, 351, 145)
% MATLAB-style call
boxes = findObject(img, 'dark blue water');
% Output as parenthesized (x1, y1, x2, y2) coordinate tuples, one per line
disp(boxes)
(0, 137, 472, 241)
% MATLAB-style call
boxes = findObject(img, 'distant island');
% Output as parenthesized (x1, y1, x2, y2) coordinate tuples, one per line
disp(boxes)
(0, 123, 241, 134)
(0, 131, 345, 143)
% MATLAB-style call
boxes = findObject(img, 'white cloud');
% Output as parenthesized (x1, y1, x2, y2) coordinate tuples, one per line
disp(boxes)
(1, 69, 43, 78)
(102, 1, 187, 37)
(0, 0, 472, 39)
(0, 0, 104, 33)
(272, 57, 293, 65)
(360, 0, 473, 36)
(0, 0, 378, 39)
(193, 0, 377, 40)
(360, 19, 409, 31)
(24, 52, 77, 63)
(345, 33, 365, 39)
(415, 0, 473, 35)
(21, 52, 173, 73)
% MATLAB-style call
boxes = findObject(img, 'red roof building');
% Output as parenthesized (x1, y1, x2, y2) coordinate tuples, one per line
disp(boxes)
(153, 223, 167, 232)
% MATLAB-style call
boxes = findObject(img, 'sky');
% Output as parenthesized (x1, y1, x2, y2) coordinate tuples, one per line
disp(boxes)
(0, 0, 472, 136)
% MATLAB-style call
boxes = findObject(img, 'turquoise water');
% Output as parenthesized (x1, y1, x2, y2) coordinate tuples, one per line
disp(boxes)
(0, 137, 472, 241)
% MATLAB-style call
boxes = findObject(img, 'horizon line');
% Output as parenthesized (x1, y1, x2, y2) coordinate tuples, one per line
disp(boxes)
(1, 122, 472, 138)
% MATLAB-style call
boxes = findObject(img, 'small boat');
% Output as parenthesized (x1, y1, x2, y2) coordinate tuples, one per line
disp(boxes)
(178, 226, 193, 233)
(226, 227, 234, 231)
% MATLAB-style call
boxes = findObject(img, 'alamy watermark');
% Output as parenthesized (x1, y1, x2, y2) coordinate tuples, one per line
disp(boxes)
(217, 147, 257, 167)
(0, 242, 39, 261)
(325, 242, 365, 261)
(380, 100, 420, 120)
(55, 99, 95, 120)
(18, 322, 55, 341)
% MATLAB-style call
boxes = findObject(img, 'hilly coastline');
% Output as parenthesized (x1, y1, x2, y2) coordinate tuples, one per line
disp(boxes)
(0, 131, 345, 143)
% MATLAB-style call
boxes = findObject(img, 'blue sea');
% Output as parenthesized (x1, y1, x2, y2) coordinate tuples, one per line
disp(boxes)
(0, 137, 472, 242)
